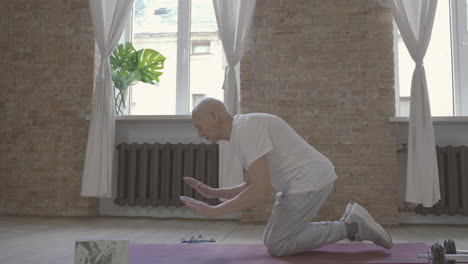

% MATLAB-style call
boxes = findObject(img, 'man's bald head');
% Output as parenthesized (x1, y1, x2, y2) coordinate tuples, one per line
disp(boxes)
(191, 98, 233, 142)
(192, 98, 229, 121)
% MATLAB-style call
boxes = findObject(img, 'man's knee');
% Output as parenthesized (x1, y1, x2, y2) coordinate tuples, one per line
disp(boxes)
(264, 237, 292, 257)
(266, 245, 292, 257)
(264, 235, 280, 255)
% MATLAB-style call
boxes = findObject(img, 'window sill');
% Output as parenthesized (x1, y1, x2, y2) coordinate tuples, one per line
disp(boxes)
(85, 115, 192, 122)
(390, 116, 468, 124)
(117, 115, 192, 122)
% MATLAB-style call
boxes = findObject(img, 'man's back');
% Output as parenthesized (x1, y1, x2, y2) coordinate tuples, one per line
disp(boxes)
(230, 113, 337, 193)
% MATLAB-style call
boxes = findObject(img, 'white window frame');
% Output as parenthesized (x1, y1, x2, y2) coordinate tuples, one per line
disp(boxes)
(394, 0, 468, 117)
(393, 20, 401, 116)
(121, 9, 134, 115)
(451, 0, 468, 116)
(176, 0, 191, 115)
(123, 1, 195, 115)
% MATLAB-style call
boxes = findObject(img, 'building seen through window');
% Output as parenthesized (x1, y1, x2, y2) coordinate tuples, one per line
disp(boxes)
(128, 0, 225, 115)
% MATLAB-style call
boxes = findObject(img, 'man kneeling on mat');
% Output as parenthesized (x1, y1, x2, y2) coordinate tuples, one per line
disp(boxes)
(180, 98, 393, 257)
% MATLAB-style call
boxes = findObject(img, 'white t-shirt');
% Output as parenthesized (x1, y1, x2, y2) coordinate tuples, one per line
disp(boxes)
(230, 113, 337, 194)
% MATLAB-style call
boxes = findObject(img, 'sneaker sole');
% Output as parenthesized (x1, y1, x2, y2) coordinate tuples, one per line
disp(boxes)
(351, 203, 393, 249)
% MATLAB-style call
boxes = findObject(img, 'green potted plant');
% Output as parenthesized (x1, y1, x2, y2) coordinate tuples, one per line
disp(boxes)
(110, 42, 165, 115)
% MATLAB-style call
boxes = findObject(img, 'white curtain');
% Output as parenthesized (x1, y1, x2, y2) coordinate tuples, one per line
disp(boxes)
(213, 0, 256, 188)
(391, 0, 440, 207)
(81, 0, 134, 197)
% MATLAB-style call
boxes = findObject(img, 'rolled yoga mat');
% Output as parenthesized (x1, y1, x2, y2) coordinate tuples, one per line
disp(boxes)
(129, 243, 430, 264)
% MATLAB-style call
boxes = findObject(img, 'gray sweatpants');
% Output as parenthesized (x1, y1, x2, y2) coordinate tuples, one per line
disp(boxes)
(263, 183, 347, 256)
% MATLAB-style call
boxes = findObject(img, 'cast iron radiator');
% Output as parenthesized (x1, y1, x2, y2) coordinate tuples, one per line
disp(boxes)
(114, 143, 220, 207)
(416, 146, 468, 216)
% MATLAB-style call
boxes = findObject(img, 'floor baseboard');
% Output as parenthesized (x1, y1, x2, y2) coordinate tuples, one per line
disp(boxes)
(399, 212, 468, 225)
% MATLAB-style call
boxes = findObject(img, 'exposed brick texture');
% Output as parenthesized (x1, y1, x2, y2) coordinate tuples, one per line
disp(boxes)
(0, 0, 398, 224)
(239, 0, 398, 225)
(0, 0, 98, 216)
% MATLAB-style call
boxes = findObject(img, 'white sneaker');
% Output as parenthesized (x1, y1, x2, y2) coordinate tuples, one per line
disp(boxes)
(340, 203, 353, 222)
(345, 203, 393, 249)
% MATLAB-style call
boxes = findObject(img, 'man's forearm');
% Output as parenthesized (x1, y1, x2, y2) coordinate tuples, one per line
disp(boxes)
(214, 184, 268, 216)
(214, 182, 248, 199)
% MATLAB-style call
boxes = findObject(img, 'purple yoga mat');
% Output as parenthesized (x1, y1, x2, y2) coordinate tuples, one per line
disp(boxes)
(129, 243, 429, 264)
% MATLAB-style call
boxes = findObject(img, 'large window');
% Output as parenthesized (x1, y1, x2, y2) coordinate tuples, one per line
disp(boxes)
(394, 0, 468, 117)
(126, 0, 225, 115)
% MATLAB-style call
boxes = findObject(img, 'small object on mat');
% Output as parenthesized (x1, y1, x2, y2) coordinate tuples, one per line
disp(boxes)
(181, 234, 216, 244)
(75, 239, 129, 264)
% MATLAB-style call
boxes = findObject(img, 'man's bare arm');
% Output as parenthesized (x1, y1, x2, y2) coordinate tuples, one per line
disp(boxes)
(217, 182, 249, 199)
(213, 155, 271, 216)
(183, 178, 248, 199)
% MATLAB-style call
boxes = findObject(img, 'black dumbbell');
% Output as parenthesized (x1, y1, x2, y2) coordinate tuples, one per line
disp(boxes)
(417, 240, 468, 264)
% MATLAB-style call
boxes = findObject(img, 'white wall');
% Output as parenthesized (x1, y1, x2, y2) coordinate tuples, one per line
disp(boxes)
(101, 119, 467, 221)
(396, 123, 468, 147)
(100, 118, 240, 220)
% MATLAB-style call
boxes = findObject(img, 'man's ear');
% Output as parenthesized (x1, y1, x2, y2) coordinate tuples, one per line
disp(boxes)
(210, 111, 217, 121)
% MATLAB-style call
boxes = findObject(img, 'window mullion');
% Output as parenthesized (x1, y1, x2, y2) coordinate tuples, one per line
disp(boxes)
(451, 0, 462, 116)
(176, 0, 191, 115)
(126, 5, 134, 115)
(451, 0, 468, 116)
(393, 20, 401, 116)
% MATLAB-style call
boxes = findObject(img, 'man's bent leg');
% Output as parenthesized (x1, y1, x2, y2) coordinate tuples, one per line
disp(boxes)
(263, 183, 348, 256)
(288, 220, 347, 255)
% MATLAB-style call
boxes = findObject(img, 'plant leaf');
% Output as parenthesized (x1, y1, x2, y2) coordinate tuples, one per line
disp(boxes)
(110, 43, 138, 76)
(135, 48, 165, 84)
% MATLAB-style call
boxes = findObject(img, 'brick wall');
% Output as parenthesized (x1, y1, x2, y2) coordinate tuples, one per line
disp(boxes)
(240, 0, 398, 225)
(0, 0, 398, 223)
(0, 0, 98, 216)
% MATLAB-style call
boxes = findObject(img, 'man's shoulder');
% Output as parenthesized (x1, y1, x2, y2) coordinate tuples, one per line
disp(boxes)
(234, 113, 286, 131)
(238, 113, 280, 121)
(233, 113, 274, 133)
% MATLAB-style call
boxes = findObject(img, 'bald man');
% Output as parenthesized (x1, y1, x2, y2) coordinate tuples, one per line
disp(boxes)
(180, 98, 393, 256)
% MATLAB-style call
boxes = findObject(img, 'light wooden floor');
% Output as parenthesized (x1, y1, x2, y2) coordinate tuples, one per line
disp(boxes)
(1, 216, 467, 264)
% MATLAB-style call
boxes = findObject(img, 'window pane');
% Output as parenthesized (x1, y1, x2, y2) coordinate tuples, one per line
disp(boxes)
(190, 0, 225, 111)
(131, 0, 178, 115)
(192, 41, 211, 55)
(192, 93, 206, 106)
(396, 0, 453, 116)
